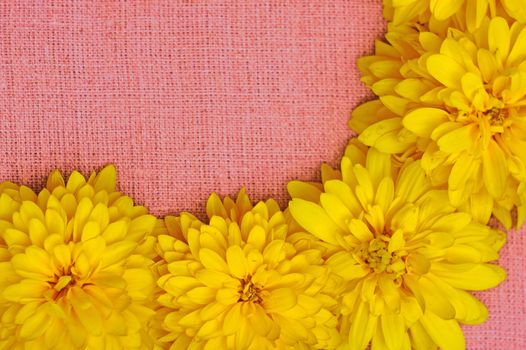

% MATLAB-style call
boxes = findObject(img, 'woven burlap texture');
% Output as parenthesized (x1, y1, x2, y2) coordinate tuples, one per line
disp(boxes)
(0, 1, 524, 349)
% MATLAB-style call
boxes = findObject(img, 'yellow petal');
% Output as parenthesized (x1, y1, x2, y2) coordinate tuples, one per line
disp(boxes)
(488, 17, 510, 60)
(81, 221, 100, 242)
(461, 72, 485, 101)
(503, 0, 526, 21)
(381, 312, 405, 350)
(100, 241, 137, 268)
(46, 170, 65, 191)
(426, 274, 488, 325)
(101, 220, 128, 244)
(354, 164, 375, 207)
(66, 171, 87, 192)
(196, 269, 236, 289)
(206, 192, 228, 219)
(74, 304, 103, 336)
(289, 199, 342, 245)
(430, 212, 472, 231)
(198, 302, 227, 322)
(44, 318, 63, 348)
(409, 321, 435, 350)
(400, 295, 422, 324)
(127, 214, 156, 241)
(327, 251, 369, 280)
(20, 200, 45, 223)
(123, 268, 154, 300)
(420, 311, 465, 350)
(3, 280, 48, 302)
(426, 54, 465, 89)
(178, 309, 202, 327)
(445, 244, 483, 263)
(246, 226, 266, 251)
(466, 0, 488, 32)
(391, 204, 419, 233)
(19, 307, 49, 340)
(248, 304, 274, 337)
(477, 49, 498, 82)
(349, 100, 389, 134)
(348, 219, 374, 242)
(324, 180, 362, 216)
(419, 31, 442, 52)
(4, 228, 30, 247)
(394, 78, 431, 101)
(287, 181, 322, 202)
(92, 165, 117, 192)
(320, 193, 353, 232)
(508, 25, 526, 66)
(80, 236, 105, 266)
(374, 177, 395, 213)
(358, 118, 404, 148)
(68, 286, 92, 312)
(430, 0, 463, 20)
(199, 248, 229, 273)
(11, 249, 52, 280)
(395, 161, 429, 203)
(223, 303, 242, 335)
(430, 263, 506, 290)
(482, 140, 508, 198)
(388, 229, 405, 253)
(262, 240, 285, 266)
(418, 276, 456, 320)
(235, 320, 254, 349)
(380, 95, 409, 116)
(437, 124, 478, 153)
(468, 190, 493, 224)
(349, 301, 377, 350)
(448, 153, 480, 206)
(186, 286, 216, 305)
(365, 148, 393, 188)
(403, 108, 450, 138)
(226, 245, 248, 279)
(45, 208, 66, 238)
(263, 288, 297, 313)
(216, 288, 240, 305)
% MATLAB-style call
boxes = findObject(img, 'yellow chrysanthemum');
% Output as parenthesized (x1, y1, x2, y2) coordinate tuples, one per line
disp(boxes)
(155, 189, 341, 349)
(353, 17, 526, 228)
(383, 0, 525, 32)
(0, 165, 158, 349)
(288, 142, 506, 350)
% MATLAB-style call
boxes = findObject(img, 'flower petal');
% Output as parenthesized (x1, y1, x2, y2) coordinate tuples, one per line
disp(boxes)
(420, 311, 465, 350)
(289, 199, 343, 246)
(482, 140, 508, 198)
(403, 108, 450, 137)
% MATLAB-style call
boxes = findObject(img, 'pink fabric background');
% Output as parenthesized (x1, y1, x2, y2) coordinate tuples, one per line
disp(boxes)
(0, 1, 523, 348)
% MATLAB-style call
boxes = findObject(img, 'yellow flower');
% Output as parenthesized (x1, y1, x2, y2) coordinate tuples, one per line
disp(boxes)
(354, 17, 526, 228)
(384, 0, 525, 32)
(0, 165, 157, 349)
(289, 142, 506, 350)
(155, 189, 340, 349)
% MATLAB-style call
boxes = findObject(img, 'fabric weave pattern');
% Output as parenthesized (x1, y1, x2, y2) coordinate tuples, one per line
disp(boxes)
(0, 1, 524, 349)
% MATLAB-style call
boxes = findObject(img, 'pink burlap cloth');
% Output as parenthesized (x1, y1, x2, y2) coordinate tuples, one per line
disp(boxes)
(0, 1, 523, 348)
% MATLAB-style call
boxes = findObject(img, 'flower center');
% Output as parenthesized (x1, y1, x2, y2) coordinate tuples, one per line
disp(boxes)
(49, 273, 77, 300)
(457, 106, 510, 134)
(485, 107, 507, 128)
(354, 235, 407, 277)
(238, 277, 263, 303)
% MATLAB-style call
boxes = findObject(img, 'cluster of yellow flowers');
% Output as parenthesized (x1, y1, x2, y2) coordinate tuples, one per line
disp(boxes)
(0, 1, 519, 349)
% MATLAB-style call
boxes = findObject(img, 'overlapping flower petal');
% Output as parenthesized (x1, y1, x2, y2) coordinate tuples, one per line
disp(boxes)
(0, 166, 157, 349)
(353, 16, 526, 228)
(289, 141, 506, 350)
(155, 190, 341, 349)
